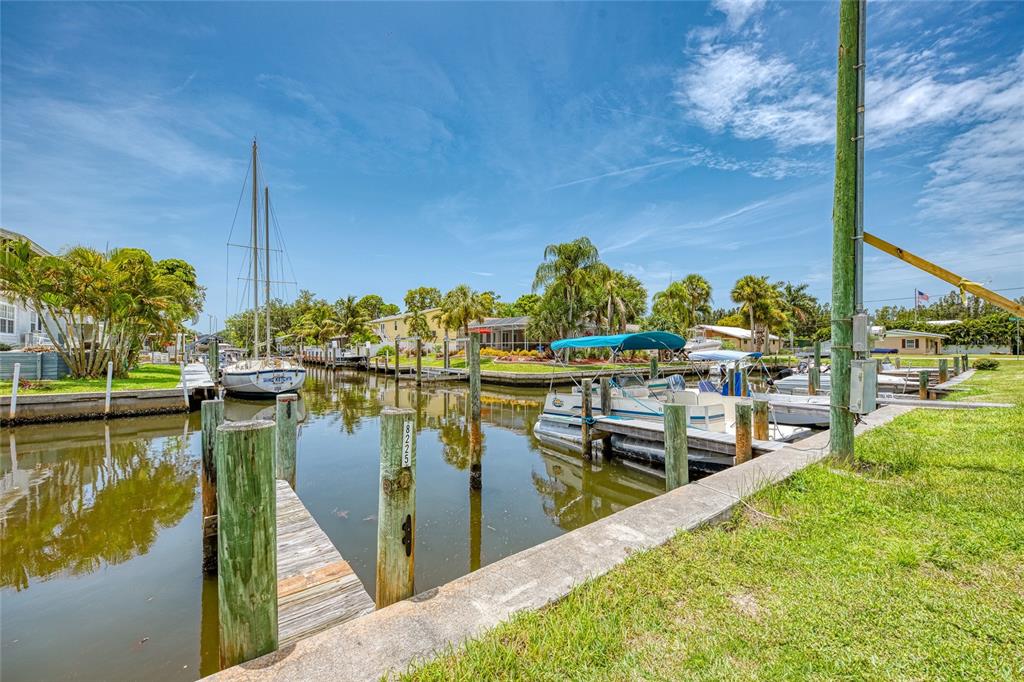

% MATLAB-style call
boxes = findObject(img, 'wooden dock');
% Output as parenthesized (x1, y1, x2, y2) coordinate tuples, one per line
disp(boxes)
(276, 480, 375, 646)
(589, 414, 785, 460)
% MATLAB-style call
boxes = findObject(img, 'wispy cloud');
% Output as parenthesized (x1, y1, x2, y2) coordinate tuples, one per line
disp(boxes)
(548, 157, 693, 190)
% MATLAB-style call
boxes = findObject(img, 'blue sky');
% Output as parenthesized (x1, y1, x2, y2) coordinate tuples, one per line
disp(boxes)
(3, 1, 1022, 327)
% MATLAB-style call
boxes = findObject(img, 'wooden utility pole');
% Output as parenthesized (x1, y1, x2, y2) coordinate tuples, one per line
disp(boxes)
(664, 403, 688, 490)
(216, 419, 278, 667)
(830, 0, 862, 460)
(276, 394, 298, 487)
(376, 407, 416, 608)
(201, 399, 224, 574)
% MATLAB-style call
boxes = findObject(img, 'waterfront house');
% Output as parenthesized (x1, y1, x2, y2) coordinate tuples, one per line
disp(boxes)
(874, 328, 947, 355)
(468, 316, 534, 350)
(370, 307, 448, 348)
(0, 228, 58, 348)
(695, 324, 783, 354)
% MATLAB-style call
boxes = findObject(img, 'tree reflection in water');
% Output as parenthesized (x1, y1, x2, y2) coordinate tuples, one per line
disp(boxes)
(1, 430, 197, 591)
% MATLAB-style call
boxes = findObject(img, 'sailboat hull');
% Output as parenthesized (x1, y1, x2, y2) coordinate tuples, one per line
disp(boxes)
(222, 366, 306, 397)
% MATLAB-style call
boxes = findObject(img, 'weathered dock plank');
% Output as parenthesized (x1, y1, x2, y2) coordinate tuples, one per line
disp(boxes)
(275, 480, 374, 646)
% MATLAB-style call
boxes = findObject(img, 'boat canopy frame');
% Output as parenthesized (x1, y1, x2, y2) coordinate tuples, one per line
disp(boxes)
(550, 331, 686, 353)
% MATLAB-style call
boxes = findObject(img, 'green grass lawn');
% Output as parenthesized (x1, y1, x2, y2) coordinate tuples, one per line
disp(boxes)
(404, 365, 1024, 680)
(0, 363, 181, 395)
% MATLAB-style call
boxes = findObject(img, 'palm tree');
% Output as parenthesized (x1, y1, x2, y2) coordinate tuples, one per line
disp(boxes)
(652, 274, 713, 334)
(731, 275, 786, 353)
(291, 302, 341, 347)
(440, 285, 492, 338)
(335, 295, 370, 342)
(777, 282, 817, 331)
(593, 267, 646, 333)
(532, 237, 603, 335)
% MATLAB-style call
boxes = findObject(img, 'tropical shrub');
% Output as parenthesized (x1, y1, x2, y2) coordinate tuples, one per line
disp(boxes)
(973, 358, 999, 370)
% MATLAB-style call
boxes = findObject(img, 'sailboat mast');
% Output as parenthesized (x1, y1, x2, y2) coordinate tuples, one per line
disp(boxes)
(264, 186, 272, 357)
(251, 139, 260, 361)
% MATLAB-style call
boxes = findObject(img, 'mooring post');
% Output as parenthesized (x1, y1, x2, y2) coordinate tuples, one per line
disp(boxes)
(443, 336, 450, 369)
(953, 355, 961, 375)
(376, 407, 416, 608)
(649, 354, 658, 380)
(726, 366, 736, 396)
(394, 338, 400, 377)
(734, 401, 752, 464)
(664, 403, 688, 490)
(468, 332, 482, 490)
(812, 340, 822, 393)
(963, 354, 970, 371)
(740, 368, 749, 397)
(104, 361, 114, 414)
(209, 338, 219, 382)
(180, 361, 190, 407)
(938, 358, 948, 384)
(807, 369, 817, 396)
(895, 356, 901, 369)
(9, 362, 19, 419)
(581, 379, 593, 460)
(276, 394, 298, 487)
(414, 338, 423, 385)
(599, 376, 612, 417)
(918, 370, 929, 400)
(752, 398, 769, 442)
(201, 399, 224, 574)
(216, 419, 278, 668)
(469, 484, 482, 573)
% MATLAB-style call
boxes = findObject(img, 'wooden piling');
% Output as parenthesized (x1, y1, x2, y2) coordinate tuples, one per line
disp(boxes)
(895, 357, 902, 369)
(209, 337, 219, 381)
(443, 336, 450, 369)
(581, 379, 593, 460)
(468, 332, 482, 490)
(734, 401, 752, 464)
(726, 366, 736, 396)
(376, 407, 416, 608)
(664, 403, 688, 490)
(216, 419, 278, 668)
(938, 359, 948, 384)
(599, 377, 612, 417)
(276, 394, 299, 487)
(415, 338, 423, 385)
(201, 399, 224, 574)
(394, 338, 400, 377)
(752, 398, 769, 442)
(104, 361, 113, 414)
(963, 354, 970, 371)
(807, 368, 817, 396)
(918, 370, 929, 400)
(649, 354, 658, 380)
(740, 369, 749, 397)
(953, 355, 961, 375)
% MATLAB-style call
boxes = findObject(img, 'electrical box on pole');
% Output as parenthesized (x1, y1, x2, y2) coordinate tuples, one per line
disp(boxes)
(852, 313, 870, 353)
(849, 359, 877, 414)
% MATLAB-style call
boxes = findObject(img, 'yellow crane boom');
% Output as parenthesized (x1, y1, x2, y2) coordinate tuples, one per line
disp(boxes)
(863, 231, 1024, 317)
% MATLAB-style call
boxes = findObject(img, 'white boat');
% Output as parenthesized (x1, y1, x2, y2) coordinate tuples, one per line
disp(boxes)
(222, 139, 306, 399)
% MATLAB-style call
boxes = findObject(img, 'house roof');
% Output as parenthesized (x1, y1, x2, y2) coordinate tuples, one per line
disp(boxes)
(697, 324, 780, 341)
(884, 329, 949, 339)
(469, 316, 529, 331)
(369, 307, 440, 324)
(925, 320, 961, 326)
(1, 228, 52, 256)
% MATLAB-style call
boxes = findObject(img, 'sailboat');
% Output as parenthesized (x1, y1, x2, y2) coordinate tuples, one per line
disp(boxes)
(222, 140, 306, 398)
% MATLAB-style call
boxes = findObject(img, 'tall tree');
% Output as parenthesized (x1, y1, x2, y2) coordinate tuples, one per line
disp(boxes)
(355, 294, 399, 320)
(777, 282, 820, 337)
(404, 287, 442, 341)
(532, 237, 603, 335)
(290, 302, 341, 346)
(593, 267, 646, 333)
(440, 285, 493, 337)
(730, 275, 787, 352)
(335, 295, 371, 342)
(652, 274, 712, 334)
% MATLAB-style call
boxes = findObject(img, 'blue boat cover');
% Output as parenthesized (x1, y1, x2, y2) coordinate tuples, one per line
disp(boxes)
(550, 331, 686, 352)
(688, 349, 762, 362)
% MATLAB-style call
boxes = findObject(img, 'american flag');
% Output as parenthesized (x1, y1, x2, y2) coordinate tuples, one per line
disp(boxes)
(915, 289, 930, 304)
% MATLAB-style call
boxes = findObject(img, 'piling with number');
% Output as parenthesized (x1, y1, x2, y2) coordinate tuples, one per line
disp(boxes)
(216, 419, 278, 668)
(918, 370, 929, 400)
(938, 359, 948, 384)
(376, 407, 416, 608)
(664, 403, 688, 490)
(276, 394, 298, 486)
(734, 401, 752, 464)
(201, 399, 224, 574)
(581, 379, 593, 460)
(752, 398, 769, 442)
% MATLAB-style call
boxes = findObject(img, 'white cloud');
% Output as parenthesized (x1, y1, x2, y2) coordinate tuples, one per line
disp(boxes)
(674, 45, 832, 147)
(711, 0, 768, 31)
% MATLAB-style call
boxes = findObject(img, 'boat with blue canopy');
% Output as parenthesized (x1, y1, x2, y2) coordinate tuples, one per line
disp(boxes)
(551, 331, 686, 353)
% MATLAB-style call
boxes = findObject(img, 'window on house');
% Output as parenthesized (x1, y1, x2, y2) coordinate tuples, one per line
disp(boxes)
(31, 312, 41, 332)
(0, 301, 14, 335)
(902, 339, 918, 349)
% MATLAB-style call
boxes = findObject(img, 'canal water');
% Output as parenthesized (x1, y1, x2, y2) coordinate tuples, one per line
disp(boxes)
(0, 368, 662, 681)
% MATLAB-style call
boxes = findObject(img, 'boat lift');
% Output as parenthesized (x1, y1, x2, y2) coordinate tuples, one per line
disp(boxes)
(863, 231, 1024, 317)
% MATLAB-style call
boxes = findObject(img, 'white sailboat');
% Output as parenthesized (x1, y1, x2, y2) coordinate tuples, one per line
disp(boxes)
(222, 140, 306, 398)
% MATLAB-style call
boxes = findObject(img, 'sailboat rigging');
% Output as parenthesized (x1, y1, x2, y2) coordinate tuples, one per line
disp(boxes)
(221, 139, 306, 398)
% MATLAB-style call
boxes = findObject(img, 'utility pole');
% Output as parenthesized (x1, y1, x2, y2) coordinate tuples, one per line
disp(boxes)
(830, 0, 862, 460)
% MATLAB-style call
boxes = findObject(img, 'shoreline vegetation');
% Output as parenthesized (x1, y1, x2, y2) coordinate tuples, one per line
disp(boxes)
(0, 363, 181, 395)
(402, 361, 1024, 680)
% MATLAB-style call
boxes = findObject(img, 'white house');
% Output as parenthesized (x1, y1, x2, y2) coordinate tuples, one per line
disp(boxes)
(695, 324, 783, 354)
(0, 228, 57, 348)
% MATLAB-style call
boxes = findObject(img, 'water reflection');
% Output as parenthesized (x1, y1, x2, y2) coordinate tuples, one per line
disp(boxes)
(1, 418, 197, 591)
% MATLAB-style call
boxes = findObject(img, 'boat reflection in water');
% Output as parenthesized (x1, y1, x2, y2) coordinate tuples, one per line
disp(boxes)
(2, 367, 662, 681)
